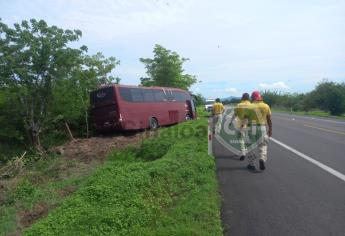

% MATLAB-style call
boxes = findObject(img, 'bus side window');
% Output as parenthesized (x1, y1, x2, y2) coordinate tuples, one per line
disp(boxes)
(166, 90, 175, 101)
(184, 93, 191, 101)
(181, 93, 186, 101)
(119, 87, 132, 102)
(174, 91, 185, 102)
(142, 89, 155, 102)
(153, 89, 166, 102)
(130, 88, 143, 102)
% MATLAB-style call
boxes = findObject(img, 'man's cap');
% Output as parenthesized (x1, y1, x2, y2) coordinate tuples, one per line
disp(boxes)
(251, 91, 262, 101)
(241, 93, 250, 100)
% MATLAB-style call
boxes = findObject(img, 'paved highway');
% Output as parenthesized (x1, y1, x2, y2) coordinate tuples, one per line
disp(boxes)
(213, 113, 345, 236)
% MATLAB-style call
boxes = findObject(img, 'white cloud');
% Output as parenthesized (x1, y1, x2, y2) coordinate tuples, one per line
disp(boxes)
(259, 81, 290, 90)
(225, 87, 238, 94)
(209, 87, 241, 97)
(59, 0, 195, 41)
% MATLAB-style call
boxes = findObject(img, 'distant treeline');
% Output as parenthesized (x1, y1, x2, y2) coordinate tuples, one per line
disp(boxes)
(261, 80, 345, 116)
(194, 80, 345, 116)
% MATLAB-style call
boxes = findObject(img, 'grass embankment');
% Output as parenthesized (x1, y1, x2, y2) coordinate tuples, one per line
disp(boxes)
(0, 155, 99, 235)
(23, 118, 222, 235)
(272, 108, 345, 120)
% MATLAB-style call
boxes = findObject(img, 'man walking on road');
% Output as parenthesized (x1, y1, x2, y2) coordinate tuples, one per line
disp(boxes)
(232, 93, 251, 161)
(212, 98, 225, 134)
(247, 91, 272, 171)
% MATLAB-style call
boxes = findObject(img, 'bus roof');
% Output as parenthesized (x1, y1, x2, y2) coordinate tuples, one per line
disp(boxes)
(98, 84, 189, 93)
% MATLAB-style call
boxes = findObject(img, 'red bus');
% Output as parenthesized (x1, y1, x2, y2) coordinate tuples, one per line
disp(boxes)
(90, 84, 197, 131)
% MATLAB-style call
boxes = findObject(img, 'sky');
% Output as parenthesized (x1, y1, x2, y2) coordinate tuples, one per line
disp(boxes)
(1, 0, 344, 98)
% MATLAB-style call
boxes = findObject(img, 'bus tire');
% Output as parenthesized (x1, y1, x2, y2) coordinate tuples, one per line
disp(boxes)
(149, 117, 158, 130)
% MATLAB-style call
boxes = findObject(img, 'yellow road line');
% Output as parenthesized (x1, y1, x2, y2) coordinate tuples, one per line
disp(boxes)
(303, 123, 345, 136)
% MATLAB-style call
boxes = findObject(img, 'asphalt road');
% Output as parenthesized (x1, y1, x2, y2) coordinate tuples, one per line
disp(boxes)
(213, 112, 345, 236)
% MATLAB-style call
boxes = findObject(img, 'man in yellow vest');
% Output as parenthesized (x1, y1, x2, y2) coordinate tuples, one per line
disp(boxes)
(233, 93, 251, 161)
(212, 98, 225, 134)
(247, 91, 272, 171)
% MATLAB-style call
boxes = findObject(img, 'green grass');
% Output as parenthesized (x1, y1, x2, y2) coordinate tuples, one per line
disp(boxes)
(0, 176, 90, 235)
(0, 205, 16, 235)
(23, 118, 222, 236)
(0, 156, 95, 235)
(272, 108, 345, 120)
(197, 106, 211, 117)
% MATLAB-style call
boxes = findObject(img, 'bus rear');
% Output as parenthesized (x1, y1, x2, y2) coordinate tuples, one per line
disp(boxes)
(90, 86, 121, 131)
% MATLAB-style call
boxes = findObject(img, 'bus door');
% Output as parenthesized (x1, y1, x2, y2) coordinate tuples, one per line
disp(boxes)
(186, 99, 197, 119)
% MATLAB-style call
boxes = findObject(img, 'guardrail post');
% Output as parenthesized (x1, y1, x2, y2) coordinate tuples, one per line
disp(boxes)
(208, 119, 213, 156)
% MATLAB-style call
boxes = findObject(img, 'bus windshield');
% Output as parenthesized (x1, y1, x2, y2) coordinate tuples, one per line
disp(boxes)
(90, 86, 115, 106)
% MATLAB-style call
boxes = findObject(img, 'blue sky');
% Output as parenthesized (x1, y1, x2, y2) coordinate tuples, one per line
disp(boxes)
(1, 0, 344, 98)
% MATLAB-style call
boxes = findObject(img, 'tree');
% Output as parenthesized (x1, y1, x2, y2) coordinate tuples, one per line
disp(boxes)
(140, 44, 197, 90)
(261, 90, 281, 107)
(300, 92, 315, 112)
(51, 53, 119, 138)
(311, 80, 345, 115)
(192, 93, 205, 106)
(0, 19, 119, 150)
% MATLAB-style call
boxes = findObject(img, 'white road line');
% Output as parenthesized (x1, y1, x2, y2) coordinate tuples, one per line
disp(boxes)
(270, 137, 345, 182)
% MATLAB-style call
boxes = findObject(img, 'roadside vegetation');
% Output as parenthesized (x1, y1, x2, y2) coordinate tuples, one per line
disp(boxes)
(22, 118, 222, 236)
(261, 80, 345, 118)
(0, 109, 222, 235)
(0, 134, 145, 235)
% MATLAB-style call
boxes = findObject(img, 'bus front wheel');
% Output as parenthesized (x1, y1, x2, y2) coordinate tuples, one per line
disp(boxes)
(149, 117, 158, 130)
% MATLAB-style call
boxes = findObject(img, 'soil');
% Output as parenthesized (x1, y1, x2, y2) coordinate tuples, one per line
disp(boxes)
(50, 131, 154, 163)
(19, 203, 50, 228)
(57, 185, 77, 197)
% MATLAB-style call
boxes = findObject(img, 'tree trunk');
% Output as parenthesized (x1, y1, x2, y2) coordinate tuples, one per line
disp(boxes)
(65, 121, 74, 140)
(29, 121, 43, 152)
(20, 95, 43, 152)
(85, 109, 89, 138)
(79, 92, 89, 138)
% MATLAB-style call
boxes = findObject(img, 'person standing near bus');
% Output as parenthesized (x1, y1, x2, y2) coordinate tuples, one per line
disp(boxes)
(212, 98, 225, 134)
(247, 91, 272, 171)
(233, 93, 251, 161)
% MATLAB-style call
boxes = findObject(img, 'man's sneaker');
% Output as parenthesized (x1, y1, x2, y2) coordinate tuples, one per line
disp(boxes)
(247, 164, 256, 171)
(239, 156, 245, 161)
(259, 160, 266, 170)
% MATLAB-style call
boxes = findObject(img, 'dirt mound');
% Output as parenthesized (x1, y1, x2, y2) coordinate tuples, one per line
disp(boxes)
(51, 131, 154, 163)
